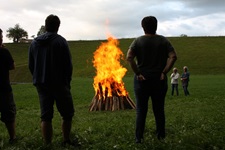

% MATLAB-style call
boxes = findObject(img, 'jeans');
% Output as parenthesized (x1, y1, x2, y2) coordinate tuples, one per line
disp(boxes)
(171, 84, 179, 96)
(182, 84, 189, 96)
(134, 75, 168, 140)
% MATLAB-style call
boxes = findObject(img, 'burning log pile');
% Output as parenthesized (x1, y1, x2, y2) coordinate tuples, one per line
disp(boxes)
(89, 82, 136, 111)
(89, 36, 136, 111)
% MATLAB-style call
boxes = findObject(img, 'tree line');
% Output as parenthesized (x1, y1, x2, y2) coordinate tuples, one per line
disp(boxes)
(6, 24, 189, 43)
(6, 24, 45, 43)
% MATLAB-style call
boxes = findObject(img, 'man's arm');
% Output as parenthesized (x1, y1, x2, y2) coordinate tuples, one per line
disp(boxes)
(7, 50, 15, 70)
(161, 51, 177, 80)
(28, 45, 34, 75)
(126, 48, 146, 80)
(126, 49, 139, 75)
(9, 62, 15, 70)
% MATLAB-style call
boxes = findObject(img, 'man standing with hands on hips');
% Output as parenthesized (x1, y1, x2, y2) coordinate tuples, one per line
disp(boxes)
(126, 16, 177, 143)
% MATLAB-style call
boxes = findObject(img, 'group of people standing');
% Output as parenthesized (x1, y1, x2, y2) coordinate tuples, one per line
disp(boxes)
(1, 14, 190, 147)
(170, 66, 190, 96)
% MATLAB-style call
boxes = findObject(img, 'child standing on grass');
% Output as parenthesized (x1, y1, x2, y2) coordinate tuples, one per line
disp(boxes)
(170, 67, 179, 96)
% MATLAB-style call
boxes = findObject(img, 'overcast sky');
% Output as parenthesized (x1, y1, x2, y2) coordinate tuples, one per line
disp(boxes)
(1, 0, 225, 43)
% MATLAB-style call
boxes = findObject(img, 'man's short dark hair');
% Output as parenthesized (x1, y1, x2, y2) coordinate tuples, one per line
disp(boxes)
(45, 14, 60, 32)
(0, 28, 2, 33)
(141, 16, 157, 34)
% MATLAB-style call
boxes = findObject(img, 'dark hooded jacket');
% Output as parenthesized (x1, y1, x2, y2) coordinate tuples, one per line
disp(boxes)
(28, 32, 72, 86)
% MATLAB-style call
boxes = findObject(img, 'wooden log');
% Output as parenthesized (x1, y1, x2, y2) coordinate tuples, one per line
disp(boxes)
(89, 96, 95, 109)
(128, 96, 136, 108)
(105, 97, 109, 110)
(112, 96, 116, 111)
(93, 97, 100, 111)
(126, 96, 136, 109)
(89, 96, 97, 111)
(98, 97, 102, 110)
(109, 97, 113, 111)
(121, 96, 129, 108)
(89, 93, 136, 111)
(124, 96, 132, 109)
(116, 97, 120, 110)
(119, 97, 124, 110)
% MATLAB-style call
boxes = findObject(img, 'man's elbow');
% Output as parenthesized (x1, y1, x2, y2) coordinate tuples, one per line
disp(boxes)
(126, 56, 132, 62)
(173, 55, 177, 61)
(9, 64, 15, 70)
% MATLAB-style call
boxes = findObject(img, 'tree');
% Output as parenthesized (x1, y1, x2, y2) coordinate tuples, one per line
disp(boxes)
(6, 24, 28, 43)
(37, 25, 45, 36)
(180, 34, 188, 37)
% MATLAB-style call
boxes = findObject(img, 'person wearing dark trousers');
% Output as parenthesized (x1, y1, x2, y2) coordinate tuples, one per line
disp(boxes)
(181, 66, 190, 96)
(0, 28, 17, 144)
(28, 15, 78, 147)
(126, 16, 177, 143)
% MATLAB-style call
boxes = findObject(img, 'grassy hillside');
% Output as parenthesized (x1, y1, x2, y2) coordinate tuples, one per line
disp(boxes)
(4, 36, 225, 82)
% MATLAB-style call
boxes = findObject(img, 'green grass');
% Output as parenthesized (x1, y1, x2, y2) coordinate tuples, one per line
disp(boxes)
(0, 75, 225, 149)
(1, 37, 225, 149)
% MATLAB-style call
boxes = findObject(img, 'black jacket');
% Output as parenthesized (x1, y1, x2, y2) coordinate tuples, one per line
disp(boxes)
(28, 32, 73, 86)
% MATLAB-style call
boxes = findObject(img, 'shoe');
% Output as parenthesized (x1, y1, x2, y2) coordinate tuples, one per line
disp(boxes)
(135, 138, 143, 144)
(62, 139, 81, 147)
(135, 139, 141, 143)
(157, 133, 165, 141)
(9, 137, 17, 144)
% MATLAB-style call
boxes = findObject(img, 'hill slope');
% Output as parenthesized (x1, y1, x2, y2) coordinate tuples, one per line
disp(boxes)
(4, 36, 225, 82)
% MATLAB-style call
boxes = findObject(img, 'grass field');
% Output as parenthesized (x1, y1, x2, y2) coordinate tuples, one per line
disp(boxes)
(1, 37, 225, 149)
(0, 75, 225, 150)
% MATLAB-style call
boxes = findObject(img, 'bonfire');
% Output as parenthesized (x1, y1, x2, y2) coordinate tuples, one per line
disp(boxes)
(89, 36, 136, 111)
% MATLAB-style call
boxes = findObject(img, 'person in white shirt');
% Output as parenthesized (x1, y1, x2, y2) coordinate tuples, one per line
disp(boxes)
(170, 67, 179, 96)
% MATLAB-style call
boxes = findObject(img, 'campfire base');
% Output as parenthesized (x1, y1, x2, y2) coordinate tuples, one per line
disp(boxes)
(89, 95, 136, 111)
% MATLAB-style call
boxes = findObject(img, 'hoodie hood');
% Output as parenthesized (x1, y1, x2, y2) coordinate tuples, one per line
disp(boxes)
(34, 32, 59, 46)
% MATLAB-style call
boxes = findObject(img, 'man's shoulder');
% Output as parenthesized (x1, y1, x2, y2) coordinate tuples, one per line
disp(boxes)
(156, 35, 170, 42)
(0, 47, 10, 54)
(136, 34, 166, 40)
(0, 46, 8, 50)
(53, 34, 67, 42)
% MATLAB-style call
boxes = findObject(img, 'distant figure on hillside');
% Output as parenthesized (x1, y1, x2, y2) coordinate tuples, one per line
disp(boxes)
(126, 16, 177, 143)
(28, 15, 78, 147)
(0, 28, 17, 144)
(181, 66, 190, 96)
(170, 67, 179, 96)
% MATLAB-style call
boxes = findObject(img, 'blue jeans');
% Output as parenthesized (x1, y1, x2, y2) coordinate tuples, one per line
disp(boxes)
(171, 84, 179, 95)
(134, 75, 168, 140)
(182, 84, 189, 96)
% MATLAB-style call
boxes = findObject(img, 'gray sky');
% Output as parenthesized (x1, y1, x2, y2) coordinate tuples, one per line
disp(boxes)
(1, 0, 225, 42)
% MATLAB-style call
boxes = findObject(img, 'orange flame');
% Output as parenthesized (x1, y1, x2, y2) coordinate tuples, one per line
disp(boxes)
(93, 36, 128, 98)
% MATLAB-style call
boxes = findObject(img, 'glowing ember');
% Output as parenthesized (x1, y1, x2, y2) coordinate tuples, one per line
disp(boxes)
(89, 35, 135, 111)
